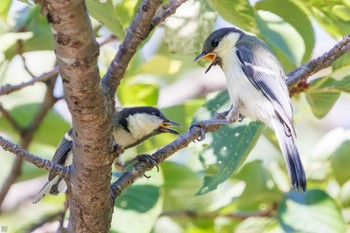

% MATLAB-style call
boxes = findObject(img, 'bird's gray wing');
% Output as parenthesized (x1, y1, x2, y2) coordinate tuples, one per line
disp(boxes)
(48, 128, 73, 180)
(236, 36, 294, 135)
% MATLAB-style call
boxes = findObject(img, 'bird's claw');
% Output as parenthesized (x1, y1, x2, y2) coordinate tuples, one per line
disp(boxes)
(190, 122, 207, 141)
(135, 154, 159, 178)
(238, 114, 245, 122)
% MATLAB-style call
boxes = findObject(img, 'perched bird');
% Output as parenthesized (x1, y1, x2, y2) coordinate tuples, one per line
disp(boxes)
(33, 106, 180, 203)
(194, 27, 306, 191)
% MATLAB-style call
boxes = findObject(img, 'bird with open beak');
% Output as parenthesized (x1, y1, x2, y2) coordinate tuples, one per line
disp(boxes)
(193, 27, 306, 191)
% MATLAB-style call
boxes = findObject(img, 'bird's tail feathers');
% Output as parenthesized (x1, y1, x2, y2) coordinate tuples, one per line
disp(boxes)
(32, 176, 60, 204)
(273, 119, 306, 191)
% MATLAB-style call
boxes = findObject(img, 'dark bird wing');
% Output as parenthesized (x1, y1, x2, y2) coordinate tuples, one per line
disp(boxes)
(48, 128, 73, 181)
(236, 35, 295, 136)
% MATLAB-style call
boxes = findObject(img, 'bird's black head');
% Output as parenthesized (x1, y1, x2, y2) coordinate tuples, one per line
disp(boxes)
(119, 106, 180, 136)
(195, 27, 244, 73)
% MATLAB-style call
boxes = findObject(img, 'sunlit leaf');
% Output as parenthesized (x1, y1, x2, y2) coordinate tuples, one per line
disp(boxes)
(164, 0, 216, 55)
(236, 217, 281, 233)
(0, 0, 11, 21)
(194, 91, 263, 195)
(208, 0, 257, 32)
(256, 11, 304, 68)
(305, 91, 340, 118)
(4, 5, 54, 60)
(255, 0, 314, 62)
(118, 80, 159, 107)
(339, 180, 350, 207)
(301, 1, 350, 38)
(86, 0, 125, 38)
(235, 160, 282, 208)
(111, 169, 163, 233)
(330, 140, 350, 186)
(277, 189, 346, 233)
(162, 161, 210, 211)
(139, 55, 182, 75)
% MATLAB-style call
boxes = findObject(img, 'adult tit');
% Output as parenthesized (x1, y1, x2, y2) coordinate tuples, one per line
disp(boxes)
(33, 106, 180, 203)
(194, 27, 306, 191)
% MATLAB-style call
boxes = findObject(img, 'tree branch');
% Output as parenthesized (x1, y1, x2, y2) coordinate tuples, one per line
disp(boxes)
(111, 32, 350, 200)
(0, 103, 21, 132)
(0, 136, 69, 179)
(0, 66, 59, 96)
(101, 0, 163, 96)
(286, 33, 350, 88)
(150, 0, 188, 30)
(161, 204, 276, 220)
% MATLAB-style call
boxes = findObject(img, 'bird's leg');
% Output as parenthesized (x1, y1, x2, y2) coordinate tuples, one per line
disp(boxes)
(118, 154, 160, 178)
(190, 106, 240, 141)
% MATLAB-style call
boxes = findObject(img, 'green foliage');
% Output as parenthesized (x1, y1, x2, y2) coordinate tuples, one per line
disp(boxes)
(277, 190, 346, 233)
(2, 0, 350, 233)
(193, 91, 263, 195)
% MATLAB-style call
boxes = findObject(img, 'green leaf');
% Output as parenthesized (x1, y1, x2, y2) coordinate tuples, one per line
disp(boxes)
(117, 80, 159, 107)
(111, 169, 163, 233)
(235, 160, 282, 208)
(194, 91, 263, 195)
(255, 11, 304, 68)
(208, 0, 257, 32)
(139, 55, 182, 75)
(86, 0, 125, 39)
(330, 140, 350, 186)
(277, 189, 346, 233)
(339, 180, 350, 207)
(305, 77, 340, 118)
(115, 185, 160, 212)
(305, 91, 340, 118)
(305, 75, 350, 118)
(236, 217, 281, 233)
(162, 161, 210, 211)
(332, 52, 350, 79)
(0, 0, 11, 20)
(301, 1, 350, 38)
(0, 103, 70, 146)
(164, 0, 216, 55)
(4, 5, 54, 60)
(255, 0, 314, 62)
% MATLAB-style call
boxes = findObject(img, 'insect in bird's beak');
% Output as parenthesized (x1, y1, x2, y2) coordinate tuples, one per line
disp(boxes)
(194, 52, 218, 74)
(160, 121, 181, 134)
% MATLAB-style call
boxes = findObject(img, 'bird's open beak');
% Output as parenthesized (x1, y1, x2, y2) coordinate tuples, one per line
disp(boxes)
(160, 120, 181, 134)
(194, 52, 218, 74)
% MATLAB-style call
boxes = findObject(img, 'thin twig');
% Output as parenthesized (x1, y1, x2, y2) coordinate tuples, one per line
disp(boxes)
(0, 76, 59, 208)
(0, 136, 69, 179)
(24, 210, 62, 233)
(161, 203, 277, 220)
(0, 66, 59, 96)
(20, 54, 36, 78)
(150, 0, 188, 30)
(102, 0, 164, 96)
(286, 34, 350, 88)
(0, 103, 21, 132)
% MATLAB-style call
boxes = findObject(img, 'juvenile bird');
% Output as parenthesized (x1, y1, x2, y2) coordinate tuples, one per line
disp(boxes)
(33, 106, 180, 203)
(193, 27, 306, 191)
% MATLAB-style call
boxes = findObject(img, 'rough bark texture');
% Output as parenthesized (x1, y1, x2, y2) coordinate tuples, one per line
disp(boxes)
(37, 0, 114, 232)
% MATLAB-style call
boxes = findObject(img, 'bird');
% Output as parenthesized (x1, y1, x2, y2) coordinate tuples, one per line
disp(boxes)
(33, 106, 180, 203)
(193, 27, 306, 191)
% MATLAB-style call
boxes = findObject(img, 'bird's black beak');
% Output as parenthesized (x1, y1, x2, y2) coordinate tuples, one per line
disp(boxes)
(194, 51, 218, 74)
(160, 120, 181, 135)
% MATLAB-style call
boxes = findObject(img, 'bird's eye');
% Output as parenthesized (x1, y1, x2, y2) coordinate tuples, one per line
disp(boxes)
(211, 39, 219, 48)
(153, 111, 160, 117)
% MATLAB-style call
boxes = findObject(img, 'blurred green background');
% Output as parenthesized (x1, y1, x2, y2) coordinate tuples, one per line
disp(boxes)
(1, 0, 350, 232)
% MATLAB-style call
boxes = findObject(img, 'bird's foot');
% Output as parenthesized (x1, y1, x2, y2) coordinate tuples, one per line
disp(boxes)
(238, 114, 245, 122)
(122, 154, 159, 178)
(190, 111, 231, 141)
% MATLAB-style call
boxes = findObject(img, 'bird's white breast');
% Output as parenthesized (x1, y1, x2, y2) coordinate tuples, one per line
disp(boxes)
(220, 48, 275, 128)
